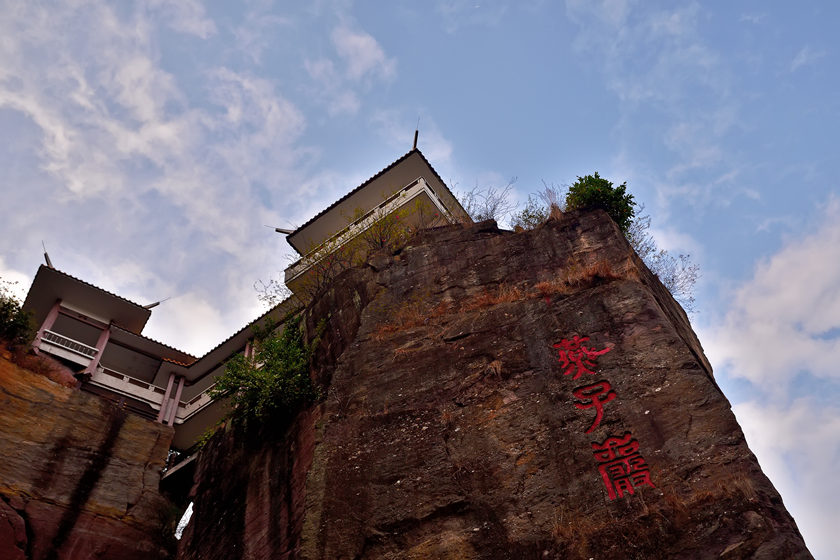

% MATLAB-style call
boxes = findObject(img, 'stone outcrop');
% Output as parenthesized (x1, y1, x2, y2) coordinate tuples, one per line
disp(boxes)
(180, 210, 813, 559)
(0, 355, 176, 559)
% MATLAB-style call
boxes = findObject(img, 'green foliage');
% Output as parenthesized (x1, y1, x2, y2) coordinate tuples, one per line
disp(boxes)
(0, 279, 33, 347)
(565, 172, 635, 233)
(508, 176, 699, 312)
(209, 315, 320, 427)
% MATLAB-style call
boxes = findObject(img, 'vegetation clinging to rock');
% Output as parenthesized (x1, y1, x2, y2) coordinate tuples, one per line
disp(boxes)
(565, 172, 635, 233)
(209, 315, 321, 428)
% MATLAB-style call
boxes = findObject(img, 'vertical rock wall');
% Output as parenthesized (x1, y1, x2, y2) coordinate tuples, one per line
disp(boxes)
(0, 356, 176, 559)
(177, 409, 318, 560)
(180, 211, 813, 559)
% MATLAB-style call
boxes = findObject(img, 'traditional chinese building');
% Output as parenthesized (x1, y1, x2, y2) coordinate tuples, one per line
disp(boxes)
(22, 263, 297, 451)
(283, 149, 470, 294)
(20, 148, 468, 452)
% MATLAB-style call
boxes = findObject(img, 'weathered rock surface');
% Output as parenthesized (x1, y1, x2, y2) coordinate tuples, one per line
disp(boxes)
(180, 210, 813, 559)
(0, 355, 175, 559)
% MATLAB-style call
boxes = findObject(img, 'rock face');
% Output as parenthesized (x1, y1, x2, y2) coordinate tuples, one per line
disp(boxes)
(0, 355, 176, 559)
(180, 210, 813, 559)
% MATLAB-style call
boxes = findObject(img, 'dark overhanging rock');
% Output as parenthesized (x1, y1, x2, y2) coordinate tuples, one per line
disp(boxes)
(179, 209, 813, 560)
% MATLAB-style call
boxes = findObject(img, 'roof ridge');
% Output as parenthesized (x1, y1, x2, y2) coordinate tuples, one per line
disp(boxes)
(110, 323, 198, 361)
(46, 265, 150, 312)
(287, 149, 434, 248)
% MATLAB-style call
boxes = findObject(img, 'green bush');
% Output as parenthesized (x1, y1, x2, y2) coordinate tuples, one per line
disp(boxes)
(0, 279, 33, 347)
(209, 315, 320, 427)
(565, 172, 635, 233)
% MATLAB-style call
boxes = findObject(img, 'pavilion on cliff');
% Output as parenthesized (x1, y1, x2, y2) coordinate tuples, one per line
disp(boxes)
(20, 147, 468, 452)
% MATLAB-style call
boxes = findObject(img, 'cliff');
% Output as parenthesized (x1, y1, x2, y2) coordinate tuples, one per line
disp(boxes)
(0, 355, 176, 559)
(179, 210, 812, 559)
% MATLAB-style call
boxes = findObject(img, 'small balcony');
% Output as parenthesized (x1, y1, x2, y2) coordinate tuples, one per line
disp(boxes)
(284, 177, 451, 293)
(38, 329, 99, 367)
(90, 366, 167, 412)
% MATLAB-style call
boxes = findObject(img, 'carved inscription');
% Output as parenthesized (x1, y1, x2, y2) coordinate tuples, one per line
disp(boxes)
(555, 336, 655, 500)
(573, 381, 616, 433)
(553, 335, 611, 379)
(592, 433, 656, 500)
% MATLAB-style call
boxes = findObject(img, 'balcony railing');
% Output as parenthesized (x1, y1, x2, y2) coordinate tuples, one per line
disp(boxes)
(41, 330, 99, 358)
(37, 330, 224, 427)
(91, 366, 166, 410)
(92, 366, 219, 425)
(284, 177, 451, 286)
(176, 383, 217, 422)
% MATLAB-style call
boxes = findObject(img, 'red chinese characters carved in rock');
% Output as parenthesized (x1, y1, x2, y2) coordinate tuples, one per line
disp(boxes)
(591, 432, 656, 500)
(573, 381, 617, 433)
(553, 335, 611, 379)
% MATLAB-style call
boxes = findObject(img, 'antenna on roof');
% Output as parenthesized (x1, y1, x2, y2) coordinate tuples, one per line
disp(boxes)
(143, 297, 170, 310)
(42, 241, 54, 269)
(413, 117, 420, 150)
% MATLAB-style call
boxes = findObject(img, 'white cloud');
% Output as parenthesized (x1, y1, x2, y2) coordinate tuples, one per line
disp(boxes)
(303, 58, 361, 116)
(647, 226, 702, 258)
(434, 0, 510, 33)
(0, 0, 314, 354)
(142, 292, 231, 356)
(739, 13, 767, 25)
(565, 1, 748, 220)
(0, 258, 31, 302)
(733, 399, 840, 560)
(790, 46, 826, 72)
(705, 197, 840, 388)
(331, 26, 396, 82)
(230, 3, 291, 64)
(143, 0, 217, 39)
(371, 109, 453, 165)
(565, 0, 631, 30)
(302, 23, 395, 116)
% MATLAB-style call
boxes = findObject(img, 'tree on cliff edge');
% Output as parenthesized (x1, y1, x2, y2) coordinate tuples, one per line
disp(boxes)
(562, 174, 698, 312)
(565, 172, 635, 234)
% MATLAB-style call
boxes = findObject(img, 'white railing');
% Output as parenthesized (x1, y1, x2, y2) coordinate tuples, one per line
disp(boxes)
(174, 383, 217, 423)
(36, 332, 223, 426)
(41, 330, 99, 358)
(284, 177, 452, 285)
(91, 366, 166, 410)
(92, 366, 219, 425)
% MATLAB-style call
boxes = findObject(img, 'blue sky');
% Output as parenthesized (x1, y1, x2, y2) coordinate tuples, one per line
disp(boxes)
(0, 1, 837, 557)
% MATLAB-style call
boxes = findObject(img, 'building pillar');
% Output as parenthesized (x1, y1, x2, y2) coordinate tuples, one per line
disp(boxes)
(167, 376, 186, 426)
(32, 299, 62, 351)
(156, 372, 176, 423)
(83, 325, 111, 376)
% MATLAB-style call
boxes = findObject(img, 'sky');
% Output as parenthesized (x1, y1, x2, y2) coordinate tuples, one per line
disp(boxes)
(0, 1, 837, 557)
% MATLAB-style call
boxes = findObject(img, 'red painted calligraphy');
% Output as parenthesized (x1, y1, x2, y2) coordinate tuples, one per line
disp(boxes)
(591, 432, 655, 500)
(573, 381, 617, 433)
(553, 335, 611, 379)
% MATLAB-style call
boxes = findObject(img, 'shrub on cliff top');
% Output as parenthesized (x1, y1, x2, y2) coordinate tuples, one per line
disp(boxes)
(210, 315, 321, 428)
(507, 176, 698, 312)
(565, 172, 635, 233)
